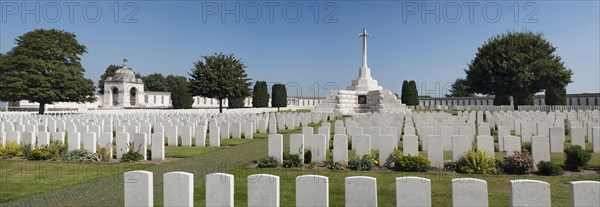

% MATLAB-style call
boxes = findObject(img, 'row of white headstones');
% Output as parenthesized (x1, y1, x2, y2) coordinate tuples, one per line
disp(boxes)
(0, 109, 333, 161)
(267, 110, 600, 169)
(123, 170, 600, 207)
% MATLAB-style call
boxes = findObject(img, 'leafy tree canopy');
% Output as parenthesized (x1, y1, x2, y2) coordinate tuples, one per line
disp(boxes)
(189, 53, 251, 113)
(142, 73, 169, 92)
(446, 78, 475, 97)
(0, 29, 96, 114)
(465, 31, 572, 108)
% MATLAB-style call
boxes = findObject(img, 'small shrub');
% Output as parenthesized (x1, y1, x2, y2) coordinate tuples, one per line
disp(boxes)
(2, 142, 24, 158)
(257, 156, 279, 168)
(47, 140, 68, 161)
(22, 144, 33, 159)
(304, 150, 312, 164)
(64, 149, 102, 162)
(457, 150, 498, 174)
(521, 142, 532, 152)
(393, 150, 431, 172)
(283, 151, 302, 168)
(348, 153, 374, 171)
(121, 150, 144, 163)
(28, 148, 53, 160)
(495, 159, 505, 174)
(330, 162, 345, 171)
(537, 161, 563, 176)
(97, 146, 112, 162)
(0, 146, 3, 159)
(503, 150, 533, 174)
(444, 161, 460, 172)
(563, 145, 591, 171)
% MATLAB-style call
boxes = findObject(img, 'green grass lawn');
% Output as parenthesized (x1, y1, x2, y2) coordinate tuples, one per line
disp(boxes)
(0, 160, 149, 203)
(165, 139, 253, 158)
(2, 115, 599, 206)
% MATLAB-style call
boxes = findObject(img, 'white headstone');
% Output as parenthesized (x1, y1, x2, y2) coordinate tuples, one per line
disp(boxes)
(220, 122, 230, 139)
(180, 125, 192, 146)
(22, 132, 35, 148)
(570, 127, 585, 148)
(68, 132, 81, 151)
(497, 126, 510, 152)
(164, 172, 193, 207)
(452, 135, 470, 161)
(354, 134, 371, 156)
(289, 134, 304, 158)
(231, 122, 242, 139)
(116, 132, 130, 159)
(268, 134, 283, 163)
(478, 126, 491, 136)
(318, 127, 331, 149)
(124, 170, 153, 207)
(452, 178, 488, 207)
(312, 134, 327, 164)
(592, 126, 600, 153)
(402, 135, 419, 156)
(209, 126, 220, 147)
(396, 176, 431, 207)
(206, 173, 234, 207)
(333, 134, 348, 164)
(510, 179, 551, 207)
(50, 132, 65, 144)
(296, 175, 329, 207)
(302, 127, 313, 149)
(570, 180, 600, 207)
(427, 135, 444, 168)
(37, 132, 50, 148)
(244, 123, 254, 139)
(345, 176, 377, 207)
(83, 132, 97, 153)
(195, 126, 206, 147)
(532, 136, 550, 168)
(152, 133, 164, 161)
(379, 135, 395, 167)
(166, 125, 178, 146)
(440, 126, 453, 151)
(549, 127, 565, 153)
(248, 174, 279, 207)
(476, 135, 495, 157)
(503, 136, 521, 156)
(133, 133, 147, 160)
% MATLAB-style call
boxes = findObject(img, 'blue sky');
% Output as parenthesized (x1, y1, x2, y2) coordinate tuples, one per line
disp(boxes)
(1, 1, 598, 98)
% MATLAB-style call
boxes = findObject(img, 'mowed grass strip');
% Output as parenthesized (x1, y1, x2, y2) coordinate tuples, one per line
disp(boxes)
(0, 160, 149, 203)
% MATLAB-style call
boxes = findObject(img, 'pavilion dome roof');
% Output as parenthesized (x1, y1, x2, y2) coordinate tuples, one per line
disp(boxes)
(107, 59, 142, 83)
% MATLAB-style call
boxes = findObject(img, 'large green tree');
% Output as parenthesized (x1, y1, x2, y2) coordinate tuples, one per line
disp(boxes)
(545, 86, 567, 105)
(98, 64, 141, 94)
(401, 80, 409, 104)
(165, 75, 193, 109)
(252, 81, 269, 107)
(189, 53, 251, 113)
(228, 96, 245, 108)
(271, 83, 287, 110)
(401, 80, 420, 106)
(0, 29, 96, 114)
(142, 73, 169, 92)
(465, 31, 572, 109)
(446, 78, 475, 97)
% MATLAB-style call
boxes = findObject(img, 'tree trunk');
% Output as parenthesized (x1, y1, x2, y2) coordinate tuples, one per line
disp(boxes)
(38, 102, 46, 115)
(512, 93, 519, 110)
(219, 99, 223, 113)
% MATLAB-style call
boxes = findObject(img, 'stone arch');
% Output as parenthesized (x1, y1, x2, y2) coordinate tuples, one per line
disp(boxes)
(112, 87, 119, 106)
(130, 87, 138, 106)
